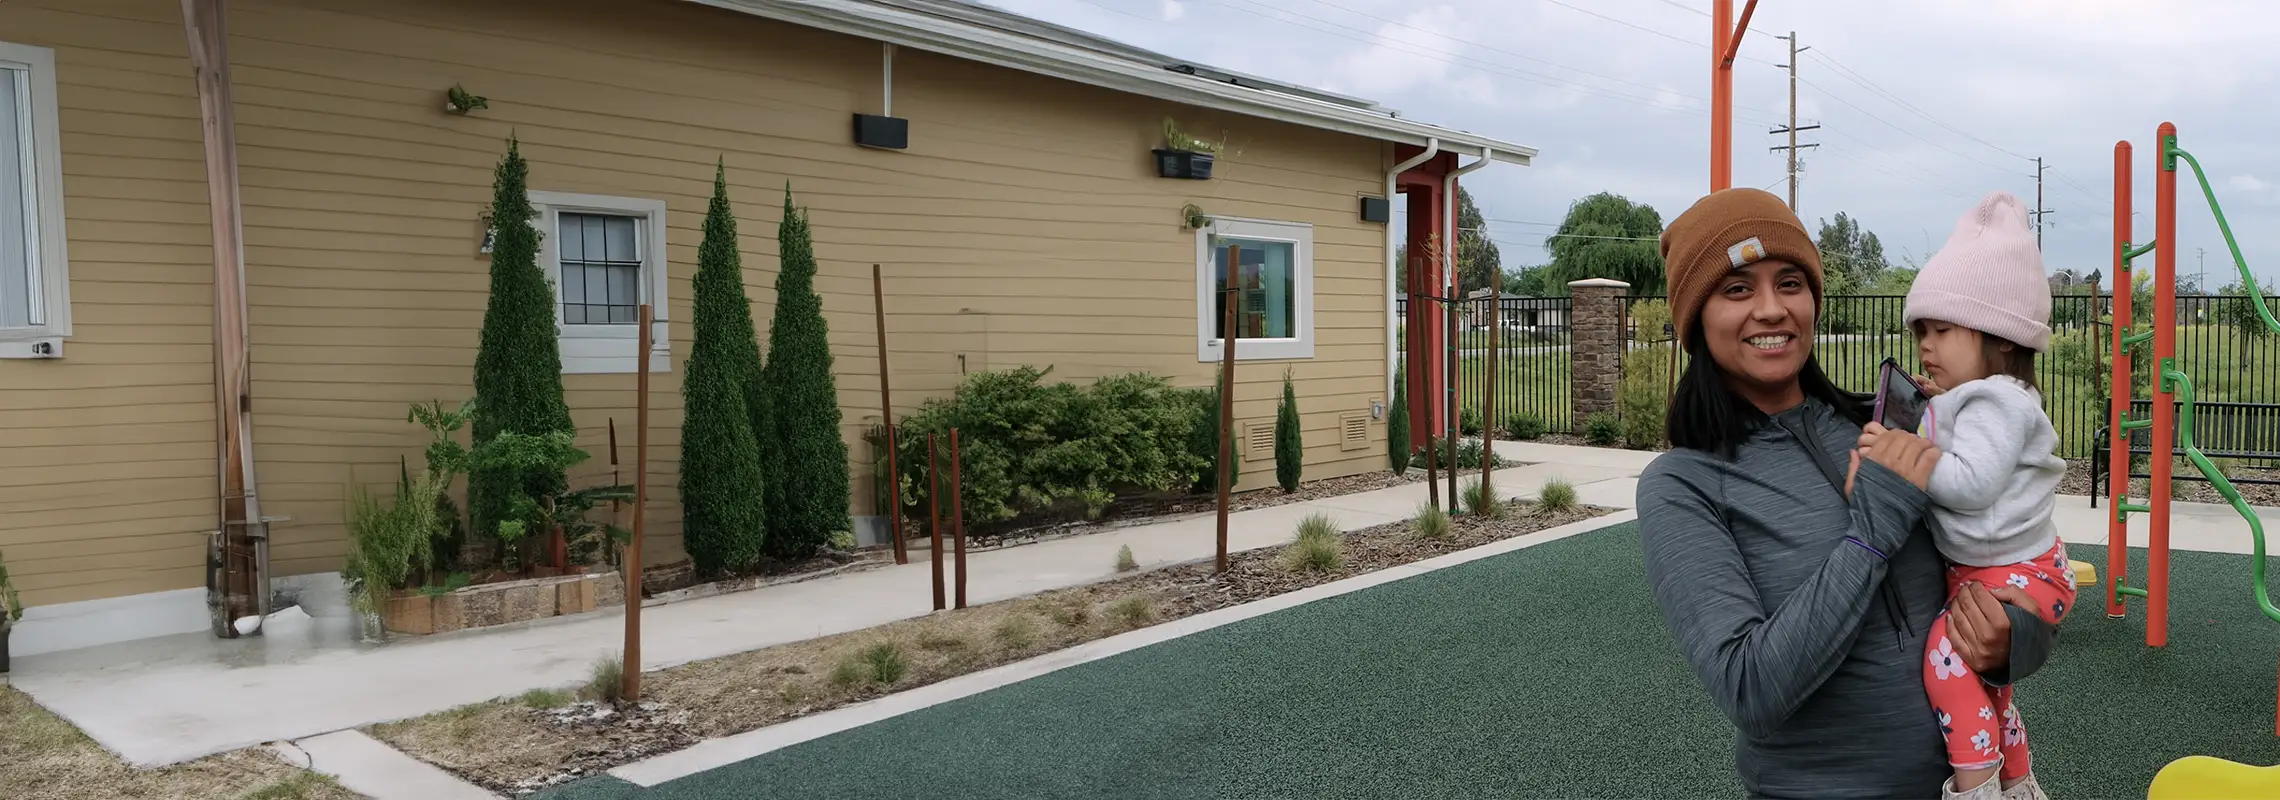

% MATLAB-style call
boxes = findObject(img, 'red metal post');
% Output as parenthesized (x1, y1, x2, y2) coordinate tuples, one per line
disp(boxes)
(2108, 140, 2132, 619)
(951, 428, 966, 610)
(1213, 243, 1240, 573)
(1445, 258, 1458, 511)
(928, 433, 944, 611)
(622, 303, 653, 702)
(1711, 0, 1732, 191)
(2149, 121, 2178, 648)
(873, 264, 906, 565)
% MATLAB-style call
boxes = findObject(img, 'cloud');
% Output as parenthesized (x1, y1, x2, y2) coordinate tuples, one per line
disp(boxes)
(1159, 0, 1183, 23)
(1321, 6, 1464, 99)
(2233, 174, 2271, 194)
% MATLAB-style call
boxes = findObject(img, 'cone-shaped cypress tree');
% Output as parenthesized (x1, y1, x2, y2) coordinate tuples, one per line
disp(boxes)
(1387, 367, 1410, 473)
(762, 187, 851, 557)
(469, 137, 575, 556)
(680, 162, 768, 574)
(1275, 368, 1303, 492)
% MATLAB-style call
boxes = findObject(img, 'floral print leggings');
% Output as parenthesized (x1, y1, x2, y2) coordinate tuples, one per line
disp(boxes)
(1923, 541, 2075, 779)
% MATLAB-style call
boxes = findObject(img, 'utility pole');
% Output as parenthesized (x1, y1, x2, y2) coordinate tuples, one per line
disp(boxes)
(1769, 31, 1819, 212)
(2198, 247, 2206, 293)
(2029, 157, 2054, 250)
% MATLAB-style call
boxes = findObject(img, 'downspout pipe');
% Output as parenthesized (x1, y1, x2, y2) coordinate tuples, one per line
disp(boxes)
(1441, 148, 1490, 446)
(1385, 139, 1437, 403)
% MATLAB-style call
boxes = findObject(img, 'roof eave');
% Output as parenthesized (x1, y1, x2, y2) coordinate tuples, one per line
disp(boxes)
(681, 0, 1535, 166)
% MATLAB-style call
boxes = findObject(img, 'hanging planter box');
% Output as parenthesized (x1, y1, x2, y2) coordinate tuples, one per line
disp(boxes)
(1153, 149, 1215, 180)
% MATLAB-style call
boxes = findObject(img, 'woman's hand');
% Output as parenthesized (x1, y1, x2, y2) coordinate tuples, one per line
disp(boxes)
(1848, 422, 1942, 492)
(1948, 581, 2042, 674)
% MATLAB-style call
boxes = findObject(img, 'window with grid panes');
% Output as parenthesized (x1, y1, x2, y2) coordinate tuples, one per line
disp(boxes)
(557, 212, 643, 325)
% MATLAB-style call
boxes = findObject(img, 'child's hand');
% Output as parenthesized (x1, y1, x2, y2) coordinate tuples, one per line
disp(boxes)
(1913, 374, 1945, 397)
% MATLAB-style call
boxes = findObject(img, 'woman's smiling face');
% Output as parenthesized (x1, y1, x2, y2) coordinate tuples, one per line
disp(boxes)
(1698, 260, 1815, 412)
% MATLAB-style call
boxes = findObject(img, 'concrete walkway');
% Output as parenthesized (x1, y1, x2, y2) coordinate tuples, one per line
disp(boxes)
(9, 453, 1633, 769)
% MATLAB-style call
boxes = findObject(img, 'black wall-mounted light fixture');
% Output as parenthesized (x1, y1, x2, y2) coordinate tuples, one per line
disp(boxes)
(1359, 195, 1390, 223)
(854, 114, 909, 150)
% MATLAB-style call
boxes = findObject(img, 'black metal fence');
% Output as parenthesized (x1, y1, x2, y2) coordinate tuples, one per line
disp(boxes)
(1397, 291, 2280, 457)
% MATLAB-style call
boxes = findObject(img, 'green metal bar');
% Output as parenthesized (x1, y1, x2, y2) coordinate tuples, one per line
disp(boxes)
(2172, 145, 2280, 335)
(2123, 329, 2154, 348)
(2164, 368, 2280, 623)
(2120, 502, 2152, 514)
(2124, 240, 2157, 262)
(2117, 585, 2149, 599)
(2121, 418, 2152, 431)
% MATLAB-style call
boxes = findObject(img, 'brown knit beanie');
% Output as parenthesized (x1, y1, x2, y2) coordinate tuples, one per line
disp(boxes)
(1659, 187, 1823, 350)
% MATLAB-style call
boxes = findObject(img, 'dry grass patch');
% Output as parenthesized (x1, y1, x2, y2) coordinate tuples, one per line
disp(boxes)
(0, 684, 358, 800)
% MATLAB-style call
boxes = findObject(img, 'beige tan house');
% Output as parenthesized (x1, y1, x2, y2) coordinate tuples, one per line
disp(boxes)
(0, 0, 1531, 655)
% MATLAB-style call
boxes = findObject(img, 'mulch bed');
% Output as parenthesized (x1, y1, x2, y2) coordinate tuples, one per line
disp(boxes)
(374, 499, 1616, 795)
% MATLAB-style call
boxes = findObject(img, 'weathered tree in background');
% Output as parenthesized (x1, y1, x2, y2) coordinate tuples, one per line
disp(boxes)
(762, 187, 852, 558)
(1455, 187, 1502, 293)
(2219, 277, 2277, 367)
(1544, 192, 1664, 292)
(680, 163, 768, 574)
(469, 138, 575, 562)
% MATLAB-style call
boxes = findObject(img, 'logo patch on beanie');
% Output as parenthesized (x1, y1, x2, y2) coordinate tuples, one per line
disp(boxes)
(1728, 237, 1767, 268)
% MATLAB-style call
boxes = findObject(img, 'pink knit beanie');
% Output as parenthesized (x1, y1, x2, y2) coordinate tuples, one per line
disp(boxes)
(1904, 191, 2052, 351)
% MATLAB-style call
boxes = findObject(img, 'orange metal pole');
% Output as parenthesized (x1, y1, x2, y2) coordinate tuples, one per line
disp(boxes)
(1711, 0, 1732, 191)
(2108, 140, 2132, 619)
(2150, 121, 2178, 648)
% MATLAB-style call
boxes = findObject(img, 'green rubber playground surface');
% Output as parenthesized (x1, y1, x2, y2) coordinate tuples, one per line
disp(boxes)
(541, 522, 2280, 799)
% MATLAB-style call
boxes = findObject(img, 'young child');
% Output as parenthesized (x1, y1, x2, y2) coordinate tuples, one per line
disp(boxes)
(1891, 191, 2072, 800)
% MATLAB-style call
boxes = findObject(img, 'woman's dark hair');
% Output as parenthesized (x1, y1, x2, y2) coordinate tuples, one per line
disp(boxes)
(1667, 325, 1868, 459)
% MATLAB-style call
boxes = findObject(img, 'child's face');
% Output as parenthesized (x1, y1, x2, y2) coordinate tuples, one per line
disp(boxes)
(1915, 319, 1992, 390)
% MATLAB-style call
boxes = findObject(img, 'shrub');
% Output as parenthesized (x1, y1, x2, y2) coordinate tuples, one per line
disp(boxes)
(1506, 413, 1547, 440)
(993, 615, 1040, 651)
(585, 654, 625, 705)
(1538, 478, 1578, 512)
(1283, 513, 1343, 572)
(1459, 406, 1483, 437)
(1115, 544, 1138, 573)
(1619, 348, 1671, 450)
(1275, 369, 1303, 492)
(681, 164, 770, 575)
(343, 470, 445, 618)
(1050, 600, 1091, 629)
(1584, 413, 1622, 446)
(518, 688, 573, 709)
(0, 548, 23, 626)
(469, 137, 575, 563)
(1388, 368, 1412, 473)
(828, 658, 869, 690)
(1462, 478, 1502, 518)
(860, 642, 909, 684)
(763, 187, 852, 558)
(1412, 503, 1452, 539)
(407, 399, 475, 572)
(898, 367, 1204, 529)
(1413, 436, 1507, 471)
(1107, 594, 1155, 629)
(1184, 385, 1239, 493)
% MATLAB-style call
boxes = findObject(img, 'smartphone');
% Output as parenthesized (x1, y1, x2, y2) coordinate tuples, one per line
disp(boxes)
(1871, 357, 1930, 434)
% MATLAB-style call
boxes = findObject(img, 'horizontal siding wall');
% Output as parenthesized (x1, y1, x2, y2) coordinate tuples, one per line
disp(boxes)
(0, 1, 217, 607)
(223, 0, 1394, 573)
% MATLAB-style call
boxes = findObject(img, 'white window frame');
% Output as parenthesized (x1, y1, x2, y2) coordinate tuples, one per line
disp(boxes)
(0, 41, 69, 359)
(1196, 217, 1314, 362)
(529, 191, 670, 374)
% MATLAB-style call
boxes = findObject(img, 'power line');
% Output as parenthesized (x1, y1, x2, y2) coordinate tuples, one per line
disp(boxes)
(2046, 165, 2113, 209)
(1795, 75, 2016, 173)
(1536, 0, 1781, 65)
(1804, 48, 2032, 163)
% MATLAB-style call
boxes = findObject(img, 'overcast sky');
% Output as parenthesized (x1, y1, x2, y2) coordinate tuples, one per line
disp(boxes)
(986, 0, 2280, 292)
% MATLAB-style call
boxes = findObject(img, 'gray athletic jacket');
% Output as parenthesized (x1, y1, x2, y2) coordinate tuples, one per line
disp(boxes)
(1637, 398, 2055, 800)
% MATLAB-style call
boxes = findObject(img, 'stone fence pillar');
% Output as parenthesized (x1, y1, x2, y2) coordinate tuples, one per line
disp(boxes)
(1567, 278, 1630, 425)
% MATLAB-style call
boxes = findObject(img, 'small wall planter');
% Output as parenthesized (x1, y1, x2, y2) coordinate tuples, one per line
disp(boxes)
(381, 570, 624, 636)
(1154, 148, 1215, 180)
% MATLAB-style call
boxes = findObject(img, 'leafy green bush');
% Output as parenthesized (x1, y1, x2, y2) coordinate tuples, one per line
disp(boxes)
(469, 137, 575, 562)
(682, 166, 769, 575)
(0, 549, 23, 625)
(1459, 406, 1484, 437)
(1275, 370, 1303, 492)
(1506, 413, 1547, 440)
(407, 399, 474, 571)
(1619, 349, 1671, 450)
(763, 187, 852, 559)
(1413, 436, 1507, 471)
(897, 367, 1204, 530)
(1584, 413, 1622, 446)
(343, 470, 445, 619)
(1388, 368, 1412, 473)
(1183, 386, 1238, 492)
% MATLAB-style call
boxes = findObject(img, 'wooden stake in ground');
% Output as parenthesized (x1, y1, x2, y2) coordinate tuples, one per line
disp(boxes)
(951, 427, 966, 609)
(622, 303, 653, 703)
(1444, 263, 1458, 514)
(1214, 243, 1241, 574)
(929, 434, 945, 611)
(872, 264, 906, 565)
